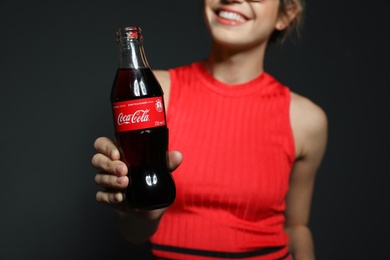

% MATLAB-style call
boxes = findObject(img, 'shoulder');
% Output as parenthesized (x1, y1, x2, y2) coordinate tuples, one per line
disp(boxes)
(153, 63, 197, 101)
(290, 92, 328, 159)
(153, 70, 171, 92)
(154, 70, 171, 107)
(290, 92, 327, 130)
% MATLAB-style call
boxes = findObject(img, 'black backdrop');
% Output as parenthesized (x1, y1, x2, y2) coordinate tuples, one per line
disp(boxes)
(1, 1, 389, 259)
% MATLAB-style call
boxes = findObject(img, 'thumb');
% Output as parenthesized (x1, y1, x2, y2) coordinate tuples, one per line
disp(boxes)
(168, 150, 182, 172)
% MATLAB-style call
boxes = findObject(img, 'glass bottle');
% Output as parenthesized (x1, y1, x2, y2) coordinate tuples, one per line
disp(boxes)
(110, 26, 175, 210)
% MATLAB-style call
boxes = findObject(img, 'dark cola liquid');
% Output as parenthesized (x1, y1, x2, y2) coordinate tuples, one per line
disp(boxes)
(111, 68, 176, 210)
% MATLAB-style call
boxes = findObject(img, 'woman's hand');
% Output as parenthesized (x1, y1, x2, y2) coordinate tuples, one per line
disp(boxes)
(92, 137, 128, 208)
(91, 136, 182, 216)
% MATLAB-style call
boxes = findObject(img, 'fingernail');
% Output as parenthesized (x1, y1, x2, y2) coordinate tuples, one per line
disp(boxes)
(114, 192, 123, 202)
(114, 165, 123, 175)
(117, 176, 125, 184)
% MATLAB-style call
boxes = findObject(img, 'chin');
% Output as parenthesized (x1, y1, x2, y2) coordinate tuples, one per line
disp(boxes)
(209, 28, 244, 46)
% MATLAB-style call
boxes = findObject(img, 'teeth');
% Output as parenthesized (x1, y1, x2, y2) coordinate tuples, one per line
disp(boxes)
(219, 11, 246, 22)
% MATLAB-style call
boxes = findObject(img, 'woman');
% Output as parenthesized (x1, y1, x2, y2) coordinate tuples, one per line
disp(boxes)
(92, 0, 328, 259)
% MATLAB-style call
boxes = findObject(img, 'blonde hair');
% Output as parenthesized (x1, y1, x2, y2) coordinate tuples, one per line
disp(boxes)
(270, 0, 305, 43)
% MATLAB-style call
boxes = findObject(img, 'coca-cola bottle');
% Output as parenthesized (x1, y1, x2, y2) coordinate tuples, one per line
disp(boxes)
(110, 26, 175, 210)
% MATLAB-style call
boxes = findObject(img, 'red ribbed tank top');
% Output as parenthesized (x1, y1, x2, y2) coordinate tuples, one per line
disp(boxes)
(150, 61, 295, 260)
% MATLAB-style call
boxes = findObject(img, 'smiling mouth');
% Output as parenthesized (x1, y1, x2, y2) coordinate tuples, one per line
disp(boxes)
(217, 10, 246, 23)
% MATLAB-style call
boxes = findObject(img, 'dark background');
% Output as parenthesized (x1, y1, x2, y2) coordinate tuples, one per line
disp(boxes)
(1, 0, 389, 259)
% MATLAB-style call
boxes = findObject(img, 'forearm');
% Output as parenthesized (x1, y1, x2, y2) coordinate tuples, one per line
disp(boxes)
(115, 208, 166, 244)
(285, 225, 315, 260)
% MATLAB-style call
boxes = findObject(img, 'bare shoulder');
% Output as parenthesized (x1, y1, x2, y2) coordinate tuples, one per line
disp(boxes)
(153, 70, 171, 93)
(290, 92, 328, 159)
(153, 70, 171, 106)
(290, 92, 327, 131)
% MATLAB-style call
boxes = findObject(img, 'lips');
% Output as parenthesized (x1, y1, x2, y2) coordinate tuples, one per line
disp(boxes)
(218, 10, 246, 22)
(215, 8, 248, 25)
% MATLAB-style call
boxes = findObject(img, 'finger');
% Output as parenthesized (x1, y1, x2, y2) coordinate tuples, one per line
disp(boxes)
(91, 153, 128, 176)
(96, 190, 124, 204)
(94, 137, 121, 160)
(168, 150, 182, 172)
(95, 173, 129, 189)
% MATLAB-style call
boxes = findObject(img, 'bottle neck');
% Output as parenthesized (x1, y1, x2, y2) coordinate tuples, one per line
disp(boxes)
(118, 39, 149, 69)
(116, 27, 149, 69)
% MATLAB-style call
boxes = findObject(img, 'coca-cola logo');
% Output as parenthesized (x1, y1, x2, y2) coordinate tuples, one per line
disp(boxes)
(117, 109, 150, 125)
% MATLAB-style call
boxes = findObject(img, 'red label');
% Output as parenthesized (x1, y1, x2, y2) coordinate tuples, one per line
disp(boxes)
(112, 97, 166, 132)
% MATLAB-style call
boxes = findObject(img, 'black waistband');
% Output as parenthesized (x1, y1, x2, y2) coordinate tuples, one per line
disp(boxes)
(151, 243, 288, 259)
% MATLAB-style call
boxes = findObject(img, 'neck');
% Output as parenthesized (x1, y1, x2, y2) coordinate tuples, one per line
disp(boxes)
(205, 42, 267, 85)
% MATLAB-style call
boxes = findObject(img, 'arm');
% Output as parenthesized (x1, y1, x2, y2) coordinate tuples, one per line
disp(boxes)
(285, 93, 328, 260)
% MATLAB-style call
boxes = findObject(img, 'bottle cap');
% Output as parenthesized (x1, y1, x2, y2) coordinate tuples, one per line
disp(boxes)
(116, 26, 143, 42)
